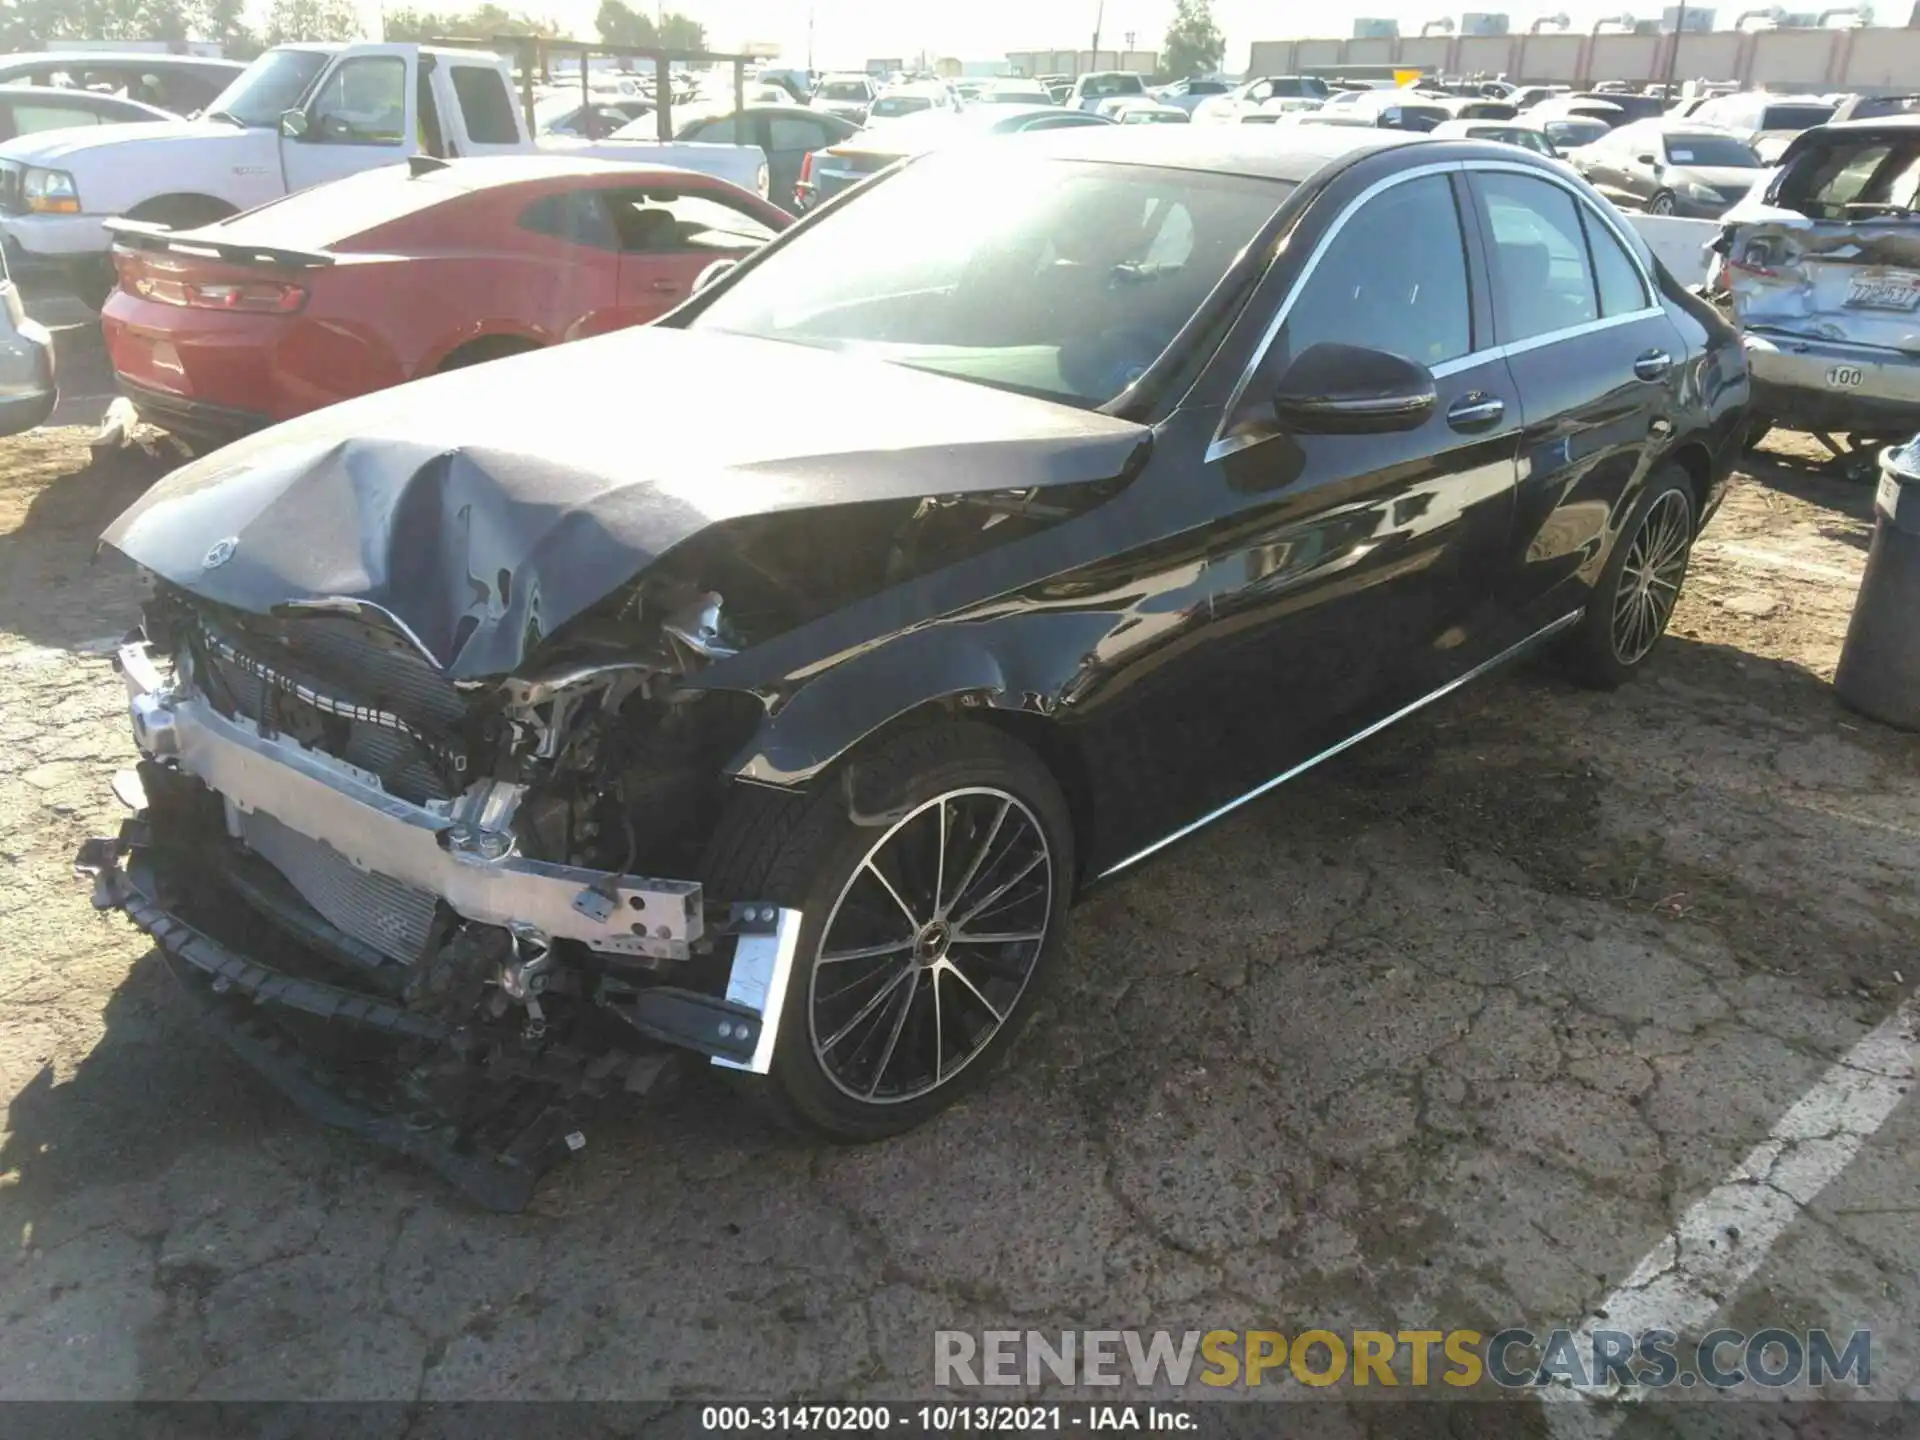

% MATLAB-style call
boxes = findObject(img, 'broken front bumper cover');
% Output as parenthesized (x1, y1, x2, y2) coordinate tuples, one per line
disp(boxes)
(82, 642, 810, 1205)
(119, 640, 706, 961)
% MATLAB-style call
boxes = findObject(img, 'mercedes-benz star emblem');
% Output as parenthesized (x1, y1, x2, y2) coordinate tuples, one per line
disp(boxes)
(202, 537, 238, 570)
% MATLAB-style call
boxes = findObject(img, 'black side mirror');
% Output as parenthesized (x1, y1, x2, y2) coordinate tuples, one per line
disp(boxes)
(1272, 343, 1437, 434)
(1637, 151, 1660, 168)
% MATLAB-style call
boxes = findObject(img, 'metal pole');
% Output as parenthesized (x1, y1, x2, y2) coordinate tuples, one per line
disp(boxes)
(1091, 0, 1104, 72)
(1663, 4, 1687, 93)
(807, 7, 814, 74)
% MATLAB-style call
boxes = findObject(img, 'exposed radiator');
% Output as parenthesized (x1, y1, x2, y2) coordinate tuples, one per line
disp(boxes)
(239, 809, 438, 965)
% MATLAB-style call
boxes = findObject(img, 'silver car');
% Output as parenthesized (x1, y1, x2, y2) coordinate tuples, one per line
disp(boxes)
(1724, 114, 1920, 445)
(0, 246, 53, 435)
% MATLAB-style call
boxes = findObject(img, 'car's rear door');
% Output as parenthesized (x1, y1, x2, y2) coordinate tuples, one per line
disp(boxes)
(1193, 163, 1523, 801)
(1461, 163, 1689, 637)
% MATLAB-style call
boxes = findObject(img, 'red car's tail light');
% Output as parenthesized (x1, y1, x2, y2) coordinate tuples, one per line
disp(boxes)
(115, 250, 310, 313)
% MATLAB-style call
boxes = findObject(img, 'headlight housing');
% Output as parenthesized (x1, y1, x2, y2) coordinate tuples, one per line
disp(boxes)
(23, 167, 79, 215)
(1682, 180, 1722, 203)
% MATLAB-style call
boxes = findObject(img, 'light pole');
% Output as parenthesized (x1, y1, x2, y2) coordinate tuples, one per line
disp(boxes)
(1663, 4, 1688, 94)
(1091, 0, 1104, 72)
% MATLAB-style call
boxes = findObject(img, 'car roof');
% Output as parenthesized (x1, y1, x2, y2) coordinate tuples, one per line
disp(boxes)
(398, 154, 731, 188)
(0, 82, 172, 111)
(0, 52, 241, 71)
(1018, 122, 1423, 182)
(1797, 111, 1920, 136)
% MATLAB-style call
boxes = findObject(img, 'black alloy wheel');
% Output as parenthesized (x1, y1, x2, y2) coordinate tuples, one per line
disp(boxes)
(1560, 466, 1697, 688)
(810, 787, 1053, 1105)
(701, 720, 1074, 1139)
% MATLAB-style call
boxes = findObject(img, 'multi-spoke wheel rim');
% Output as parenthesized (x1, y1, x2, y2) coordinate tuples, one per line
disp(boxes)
(809, 787, 1054, 1105)
(1649, 194, 1675, 215)
(1612, 490, 1692, 666)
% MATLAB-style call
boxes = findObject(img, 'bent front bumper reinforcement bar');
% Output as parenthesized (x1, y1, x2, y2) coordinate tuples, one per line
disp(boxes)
(118, 642, 704, 960)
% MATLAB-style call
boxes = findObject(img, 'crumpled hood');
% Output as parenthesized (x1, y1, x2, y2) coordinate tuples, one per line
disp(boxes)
(103, 327, 1149, 680)
(0, 119, 255, 168)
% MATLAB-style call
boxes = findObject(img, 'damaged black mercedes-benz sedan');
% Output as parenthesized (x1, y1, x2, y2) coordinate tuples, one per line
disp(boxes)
(79, 127, 1748, 1207)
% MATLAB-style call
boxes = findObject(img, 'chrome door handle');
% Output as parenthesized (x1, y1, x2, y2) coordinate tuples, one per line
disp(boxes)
(1634, 349, 1672, 382)
(1445, 393, 1505, 431)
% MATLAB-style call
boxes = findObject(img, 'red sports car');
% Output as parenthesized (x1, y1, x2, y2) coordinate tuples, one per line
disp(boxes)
(102, 155, 791, 445)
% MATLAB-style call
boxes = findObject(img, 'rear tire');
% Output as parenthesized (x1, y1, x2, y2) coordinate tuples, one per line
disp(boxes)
(701, 720, 1075, 1141)
(1559, 467, 1697, 690)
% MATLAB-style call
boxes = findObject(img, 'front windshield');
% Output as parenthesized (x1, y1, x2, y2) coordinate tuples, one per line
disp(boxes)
(871, 93, 933, 118)
(1663, 133, 1759, 167)
(204, 47, 327, 126)
(819, 80, 869, 101)
(689, 154, 1289, 408)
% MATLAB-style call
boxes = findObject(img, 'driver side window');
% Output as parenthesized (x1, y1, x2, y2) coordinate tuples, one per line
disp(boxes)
(1274, 174, 1473, 370)
(308, 56, 406, 146)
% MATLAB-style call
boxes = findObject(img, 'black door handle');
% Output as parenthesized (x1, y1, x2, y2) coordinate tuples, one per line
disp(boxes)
(1446, 393, 1505, 431)
(1634, 349, 1673, 382)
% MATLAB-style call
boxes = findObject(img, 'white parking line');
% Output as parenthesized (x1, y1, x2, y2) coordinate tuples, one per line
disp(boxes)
(1542, 995, 1918, 1438)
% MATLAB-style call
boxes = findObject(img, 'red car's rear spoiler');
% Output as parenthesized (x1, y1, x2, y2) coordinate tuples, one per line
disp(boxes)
(103, 217, 336, 270)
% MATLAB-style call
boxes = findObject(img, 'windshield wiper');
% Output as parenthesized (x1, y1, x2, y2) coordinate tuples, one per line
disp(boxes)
(204, 109, 247, 128)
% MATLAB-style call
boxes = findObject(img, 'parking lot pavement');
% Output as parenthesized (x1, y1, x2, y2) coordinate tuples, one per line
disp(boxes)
(0, 425, 1915, 1417)
(20, 289, 117, 432)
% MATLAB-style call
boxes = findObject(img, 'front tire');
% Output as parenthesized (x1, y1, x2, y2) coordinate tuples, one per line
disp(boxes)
(1646, 191, 1677, 215)
(1560, 468, 1697, 689)
(702, 721, 1075, 1140)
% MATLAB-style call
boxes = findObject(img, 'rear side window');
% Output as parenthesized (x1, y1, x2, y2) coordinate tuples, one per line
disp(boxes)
(519, 190, 618, 249)
(451, 64, 517, 144)
(1581, 210, 1650, 317)
(1279, 173, 1473, 368)
(1477, 171, 1599, 341)
(605, 189, 778, 253)
(687, 116, 740, 142)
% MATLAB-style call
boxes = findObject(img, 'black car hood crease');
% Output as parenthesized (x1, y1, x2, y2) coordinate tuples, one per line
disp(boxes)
(103, 329, 1151, 679)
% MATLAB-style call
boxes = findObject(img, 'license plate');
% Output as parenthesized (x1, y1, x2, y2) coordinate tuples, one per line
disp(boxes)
(1877, 469, 1900, 521)
(1844, 274, 1920, 311)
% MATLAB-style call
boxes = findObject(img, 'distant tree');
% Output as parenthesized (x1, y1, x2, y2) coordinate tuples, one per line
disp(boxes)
(594, 0, 654, 48)
(265, 0, 360, 43)
(1162, 0, 1224, 79)
(198, 0, 260, 56)
(385, 3, 549, 40)
(657, 10, 703, 51)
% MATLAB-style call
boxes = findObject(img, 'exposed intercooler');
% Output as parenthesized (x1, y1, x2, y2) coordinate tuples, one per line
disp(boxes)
(237, 807, 440, 965)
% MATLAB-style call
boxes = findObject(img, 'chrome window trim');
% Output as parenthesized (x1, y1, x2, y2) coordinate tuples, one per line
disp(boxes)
(1098, 609, 1585, 879)
(1207, 154, 1664, 465)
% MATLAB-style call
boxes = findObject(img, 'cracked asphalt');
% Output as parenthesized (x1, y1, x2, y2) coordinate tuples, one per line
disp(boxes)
(1, 392, 1916, 1425)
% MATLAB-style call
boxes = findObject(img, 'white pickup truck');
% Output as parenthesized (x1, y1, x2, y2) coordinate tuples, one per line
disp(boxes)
(0, 42, 769, 307)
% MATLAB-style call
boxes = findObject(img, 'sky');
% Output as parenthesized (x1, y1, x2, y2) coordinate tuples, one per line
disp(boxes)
(443, 1, 1679, 74)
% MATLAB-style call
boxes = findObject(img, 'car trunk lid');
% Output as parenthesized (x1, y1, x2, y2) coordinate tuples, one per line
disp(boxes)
(1730, 218, 1920, 351)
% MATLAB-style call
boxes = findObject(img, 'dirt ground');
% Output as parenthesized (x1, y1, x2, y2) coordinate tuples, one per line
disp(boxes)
(1, 420, 1916, 1426)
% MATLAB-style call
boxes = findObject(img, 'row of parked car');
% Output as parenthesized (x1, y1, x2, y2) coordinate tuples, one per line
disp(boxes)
(0, 42, 1914, 475)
